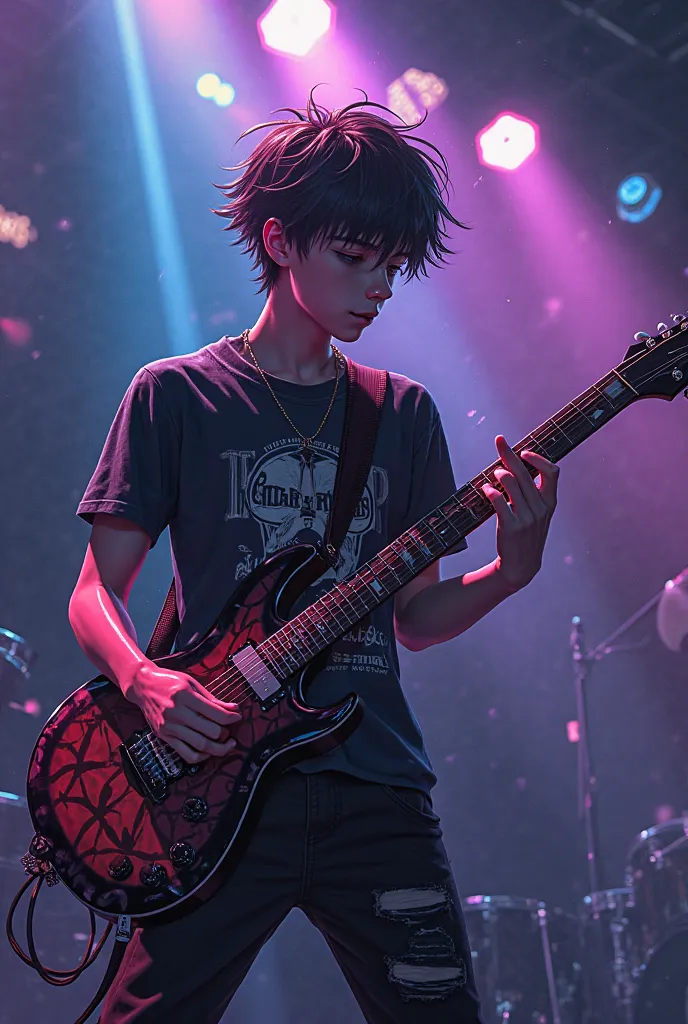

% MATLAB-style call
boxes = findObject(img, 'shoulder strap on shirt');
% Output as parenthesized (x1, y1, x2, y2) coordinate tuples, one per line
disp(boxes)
(144, 357, 388, 660)
(320, 356, 388, 567)
(145, 578, 179, 660)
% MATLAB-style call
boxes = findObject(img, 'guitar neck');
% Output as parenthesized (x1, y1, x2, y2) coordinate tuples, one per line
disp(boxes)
(256, 367, 637, 680)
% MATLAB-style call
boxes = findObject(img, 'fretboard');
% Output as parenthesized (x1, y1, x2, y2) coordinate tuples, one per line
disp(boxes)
(255, 368, 636, 680)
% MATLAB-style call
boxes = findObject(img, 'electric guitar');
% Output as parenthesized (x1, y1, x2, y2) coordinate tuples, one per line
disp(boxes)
(26, 316, 688, 923)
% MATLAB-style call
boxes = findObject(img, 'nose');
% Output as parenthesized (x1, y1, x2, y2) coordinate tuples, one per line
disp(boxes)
(366, 271, 393, 306)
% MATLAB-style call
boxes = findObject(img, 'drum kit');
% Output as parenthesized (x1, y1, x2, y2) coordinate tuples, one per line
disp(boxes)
(462, 567, 688, 1024)
(462, 817, 688, 1023)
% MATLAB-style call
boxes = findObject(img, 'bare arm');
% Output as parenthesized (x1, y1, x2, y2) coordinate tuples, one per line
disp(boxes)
(69, 514, 240, 761)
(69, 514, 152, 692)
(394, 560, 516, 652)
(395, 436, 560, 652)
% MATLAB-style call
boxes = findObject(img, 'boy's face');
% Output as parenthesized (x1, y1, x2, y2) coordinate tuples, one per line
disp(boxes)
(284, 234, 408, 343)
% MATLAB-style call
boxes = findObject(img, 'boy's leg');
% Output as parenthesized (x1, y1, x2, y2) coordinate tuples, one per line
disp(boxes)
(302, 772, 486, 1024)
(100, 770, 307, 1024)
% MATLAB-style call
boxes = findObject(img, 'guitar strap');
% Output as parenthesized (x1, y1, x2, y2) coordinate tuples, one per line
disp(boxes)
(145, 357, 388, 660)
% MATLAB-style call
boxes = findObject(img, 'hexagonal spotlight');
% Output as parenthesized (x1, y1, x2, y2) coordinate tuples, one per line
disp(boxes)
(476, 112, 539, 172)
(258, 0, 335, 59)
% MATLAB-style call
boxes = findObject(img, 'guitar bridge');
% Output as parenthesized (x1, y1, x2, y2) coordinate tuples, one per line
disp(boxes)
(120, 730, 185, 803)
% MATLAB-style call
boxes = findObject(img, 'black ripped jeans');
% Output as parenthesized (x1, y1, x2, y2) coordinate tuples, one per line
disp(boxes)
(100, 769, 485, 1024)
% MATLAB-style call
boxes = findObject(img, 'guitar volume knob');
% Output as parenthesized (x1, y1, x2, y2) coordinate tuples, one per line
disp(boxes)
(169, 842, 196, 868)
(139, 863, 168, 889)
(182, 797, 208, 822)
(108, 856, 133, 881)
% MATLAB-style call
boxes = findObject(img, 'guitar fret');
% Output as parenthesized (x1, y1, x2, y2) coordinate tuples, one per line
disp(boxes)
(405, 528, 433, 560)
(362, 571, 387, 599)
(378, 552, 405, 586)
(466, 482, 489, 512)
(437, 505, 463, 540)
(290, 618, 319, 656)
(590, 380, 618, 411)
(332, 583, 360, 620)
(277, 624, 308, 665)
(302, 606, 336, 642)
(559, 409, 591, 441)
(344, 581, 370, 615)
(265, 648, 291, 679)
(569, 398, 595, 427)
(611, 367, 639, 396)
(357, 570, 382, 596)
(391, 538, 423, 574)
(255, 360, 641, 678)
(547, 418, 574, 446)
(527, 421, 566, 461)
(369, 555, 392, 585)
(478, 469, 493, 492)
(267, 630, 298, 671)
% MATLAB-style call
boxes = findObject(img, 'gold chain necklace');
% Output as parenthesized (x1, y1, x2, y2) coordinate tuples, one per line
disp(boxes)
(240, 328, 344, 464)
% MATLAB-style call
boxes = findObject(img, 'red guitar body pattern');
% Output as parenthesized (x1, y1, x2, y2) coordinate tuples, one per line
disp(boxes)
(26, 545, 362, 923)
(28, 314, 688, 923)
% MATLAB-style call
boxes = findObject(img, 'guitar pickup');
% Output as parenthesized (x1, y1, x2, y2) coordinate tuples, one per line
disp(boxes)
(120, 730, 183, 803)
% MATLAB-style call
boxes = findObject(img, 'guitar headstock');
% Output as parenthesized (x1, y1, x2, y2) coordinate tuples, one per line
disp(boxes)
(619, 313, 688, 401)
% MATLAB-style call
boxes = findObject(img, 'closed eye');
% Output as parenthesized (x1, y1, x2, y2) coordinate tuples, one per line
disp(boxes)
(336, 251, 404, 278)
(335, 251, 362, 265)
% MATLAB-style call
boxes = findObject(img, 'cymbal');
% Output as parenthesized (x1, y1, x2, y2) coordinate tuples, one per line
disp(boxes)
(657, 569, 688, 653)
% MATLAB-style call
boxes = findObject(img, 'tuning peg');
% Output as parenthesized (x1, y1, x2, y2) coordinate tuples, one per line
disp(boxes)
(672, 314, 687, 323)
(657, 322, 669, 332)
(634, 331, 654, 347)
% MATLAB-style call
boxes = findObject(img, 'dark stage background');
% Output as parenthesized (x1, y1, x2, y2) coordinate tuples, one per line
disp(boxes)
(1, 1, 687, 1020)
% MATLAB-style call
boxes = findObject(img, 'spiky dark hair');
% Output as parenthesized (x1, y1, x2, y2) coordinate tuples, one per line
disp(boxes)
(213, 88, 468, 294)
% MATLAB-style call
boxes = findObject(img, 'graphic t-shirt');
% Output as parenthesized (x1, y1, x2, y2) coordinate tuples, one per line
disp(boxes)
(77, 336, 466, 794)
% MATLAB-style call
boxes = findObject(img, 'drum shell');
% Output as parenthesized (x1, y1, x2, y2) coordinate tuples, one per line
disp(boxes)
(580, 888, 642, 1024)
(626, 818, 688, 957)
(463, 895, 581, 1024)
(632, 927, 688, 1024)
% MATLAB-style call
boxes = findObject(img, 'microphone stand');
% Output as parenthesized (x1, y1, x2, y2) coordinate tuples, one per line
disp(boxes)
(570, 590, 662, 897)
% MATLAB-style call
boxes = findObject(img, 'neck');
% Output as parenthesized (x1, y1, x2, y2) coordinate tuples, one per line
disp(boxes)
(245, 285, 337, 385)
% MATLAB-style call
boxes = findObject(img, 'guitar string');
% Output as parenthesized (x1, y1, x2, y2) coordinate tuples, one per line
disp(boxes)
(139, 331, 688, 774)
(140, 370, 640, 769)
(183, 378, 626, 708)
(194, 378, 628, 711)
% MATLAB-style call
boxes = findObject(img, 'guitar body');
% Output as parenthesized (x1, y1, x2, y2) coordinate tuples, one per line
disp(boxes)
(24, 313, 688, 924)
(26, 544, 362, 923)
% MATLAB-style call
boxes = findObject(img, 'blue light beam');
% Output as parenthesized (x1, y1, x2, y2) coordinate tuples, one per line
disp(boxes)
(114, 0, 200, 355)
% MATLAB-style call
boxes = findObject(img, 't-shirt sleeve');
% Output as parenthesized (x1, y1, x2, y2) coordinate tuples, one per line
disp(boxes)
(400, 392, 467, 557)
(77, 367, 180, 547)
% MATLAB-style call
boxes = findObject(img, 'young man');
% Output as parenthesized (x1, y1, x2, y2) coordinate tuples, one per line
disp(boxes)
(70, 92, 559, 1023)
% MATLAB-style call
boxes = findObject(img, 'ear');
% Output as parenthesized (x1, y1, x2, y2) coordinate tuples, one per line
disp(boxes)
(263, 218, 291, 268)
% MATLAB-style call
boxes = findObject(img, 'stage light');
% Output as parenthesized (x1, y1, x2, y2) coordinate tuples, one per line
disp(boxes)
(616, 173, 662, 223)
(387, 68, 448, 123)
(197, 73, 221, 99)
(476, 112, 539, 172)
(0, 317, 32, 346)
(258, 0, 334, 58)
(196, 73, 235, 108)
(0, 205, 37, 248)
(214, 82, 235, 108)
